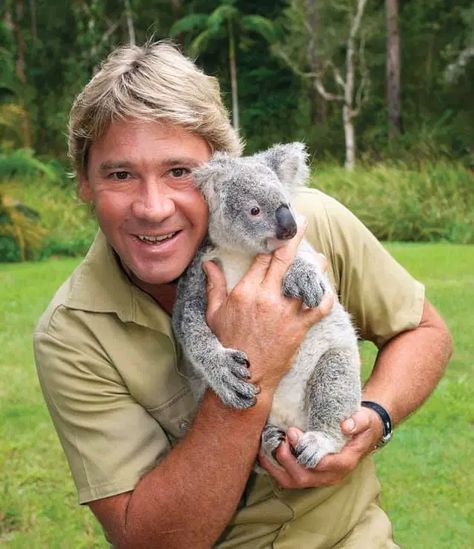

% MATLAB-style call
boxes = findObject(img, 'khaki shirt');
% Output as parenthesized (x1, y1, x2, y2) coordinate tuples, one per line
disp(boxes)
(34, 188, 424, 547)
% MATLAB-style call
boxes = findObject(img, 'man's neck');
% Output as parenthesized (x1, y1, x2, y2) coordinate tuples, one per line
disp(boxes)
(117, 255, 178, 314)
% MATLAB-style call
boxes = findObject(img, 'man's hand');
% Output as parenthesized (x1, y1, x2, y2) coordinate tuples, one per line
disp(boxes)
(258, 407, 384, 489)
(203, 222, 333, 393)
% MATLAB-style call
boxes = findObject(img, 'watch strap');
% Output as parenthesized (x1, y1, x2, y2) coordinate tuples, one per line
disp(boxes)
(361, 400, 393, 448)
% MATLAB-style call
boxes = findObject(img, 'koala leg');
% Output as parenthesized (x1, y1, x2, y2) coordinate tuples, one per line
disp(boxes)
(293, 348, 361, 469)
(174, 254, 259, 410)
(181, 321, 259, 410)
(260, 422, 286, 464)
(283, 256, 327, 308)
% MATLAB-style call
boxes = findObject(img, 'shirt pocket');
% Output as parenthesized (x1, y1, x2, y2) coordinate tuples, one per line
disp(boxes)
(106, 327, 198, 442)
(146, 385, 198, 443)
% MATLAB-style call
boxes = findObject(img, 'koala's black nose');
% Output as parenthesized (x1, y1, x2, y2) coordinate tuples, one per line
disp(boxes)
(275, 204, 297, 240)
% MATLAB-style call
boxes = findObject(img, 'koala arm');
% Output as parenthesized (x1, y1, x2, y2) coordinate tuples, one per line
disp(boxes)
(282, 240, 329, 308)
(173, 250, 258, 409)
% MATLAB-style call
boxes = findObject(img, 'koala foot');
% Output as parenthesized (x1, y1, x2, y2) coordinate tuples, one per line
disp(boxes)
(260, 423, 286, 464)
(283, 259, 327, 308)
(209, 348, 258, 410)
(293, 430, 343, 469)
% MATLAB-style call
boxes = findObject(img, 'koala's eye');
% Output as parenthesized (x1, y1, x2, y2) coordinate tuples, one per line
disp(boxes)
(250, 206, 261, 216)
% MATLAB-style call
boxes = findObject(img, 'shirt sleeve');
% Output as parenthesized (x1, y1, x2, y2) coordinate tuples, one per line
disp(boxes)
(33, 308, 171, 504)
(297, 189, 425, 347)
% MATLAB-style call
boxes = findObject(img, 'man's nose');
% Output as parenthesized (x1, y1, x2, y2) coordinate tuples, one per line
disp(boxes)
(131, 182, 176, 221)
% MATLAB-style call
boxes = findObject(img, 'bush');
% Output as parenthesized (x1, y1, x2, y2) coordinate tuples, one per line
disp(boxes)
(0, 191, 47, 261)
(0, 149, 96, 262)
(0, 235, 21, 262)
(312, 162, 474, 244)
(0, 148, 61, 183)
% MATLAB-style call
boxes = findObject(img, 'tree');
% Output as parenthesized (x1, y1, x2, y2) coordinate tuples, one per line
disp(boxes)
(2, 0, 32, 148)
(170, 0, 276, 134)
(386, 0, 401, 138)
(276, 0, 369, 170)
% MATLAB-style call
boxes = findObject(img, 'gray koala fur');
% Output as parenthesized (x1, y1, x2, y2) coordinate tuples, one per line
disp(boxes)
(172, 143, 361, 469)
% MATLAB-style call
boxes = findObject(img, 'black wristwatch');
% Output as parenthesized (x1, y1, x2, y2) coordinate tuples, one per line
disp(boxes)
(361, 400, 393, 449)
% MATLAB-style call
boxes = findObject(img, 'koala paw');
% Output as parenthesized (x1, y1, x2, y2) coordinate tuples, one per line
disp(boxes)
(260, 423, 286, 465)
(293, 430, 342, 469)
(209, 349, 258, 410)
(283, 260, 327, 308)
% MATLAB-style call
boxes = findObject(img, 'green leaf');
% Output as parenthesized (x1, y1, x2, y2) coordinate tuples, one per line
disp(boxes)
(189, 29, 218, 56)
(169, 14, 208, 36)
(208, 4, 239, 32)
(241, 15, 279, 43)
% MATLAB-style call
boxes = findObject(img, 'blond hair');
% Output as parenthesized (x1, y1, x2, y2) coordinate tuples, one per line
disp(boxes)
(68, 41, 241, 176)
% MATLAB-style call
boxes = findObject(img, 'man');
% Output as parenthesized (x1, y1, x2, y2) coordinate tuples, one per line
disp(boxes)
(34, 42, 452, 548)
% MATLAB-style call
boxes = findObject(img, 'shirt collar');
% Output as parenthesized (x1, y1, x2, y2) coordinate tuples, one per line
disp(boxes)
(65, 230, 174, 337)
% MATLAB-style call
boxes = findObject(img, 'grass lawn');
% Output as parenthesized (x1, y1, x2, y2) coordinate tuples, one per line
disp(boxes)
(0, 243, 473, 547)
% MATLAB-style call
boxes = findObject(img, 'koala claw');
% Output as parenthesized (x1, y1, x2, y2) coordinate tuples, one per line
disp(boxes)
(293, 430, 341, 469)
(283, 261, 327, 309)
(261, 424, 286, 462)
(211, 348, 257, 409)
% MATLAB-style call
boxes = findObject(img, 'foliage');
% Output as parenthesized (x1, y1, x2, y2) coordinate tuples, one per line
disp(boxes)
(312, 162, 474, 243)
(0, 188, 46, 262)
(0, 148, 59, 181)
(0, 148, 96, 262)
(6, 173, 97, 260)
(0, 0, 472, 164)
(1, 244, 472, 546)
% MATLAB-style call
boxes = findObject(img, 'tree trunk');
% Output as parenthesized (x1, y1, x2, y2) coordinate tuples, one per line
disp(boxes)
(228, 19, 239, 134)
(386, 0, 401, 138)
(124, 0, 136, 46)
(343, 105, 355, 170)
(4, 0, 33, 148)
(304, 0, 327, 125)
(343, 0, 367, 170)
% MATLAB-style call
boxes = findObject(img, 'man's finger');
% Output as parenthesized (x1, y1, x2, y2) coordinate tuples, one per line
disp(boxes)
(341, 408, 372, 436)
(264, 219, 307, 287)
(302, 291, 335, 326)
(203, 261, 227, 320)
(239, 253, 272, 288)
(257, 453, 292, 487)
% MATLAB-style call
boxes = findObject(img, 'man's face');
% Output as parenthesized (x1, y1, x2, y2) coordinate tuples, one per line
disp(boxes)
(80, 119, 210, 288)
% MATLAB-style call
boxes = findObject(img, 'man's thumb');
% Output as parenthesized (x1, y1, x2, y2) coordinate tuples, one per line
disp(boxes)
(203, 261, 227, 317)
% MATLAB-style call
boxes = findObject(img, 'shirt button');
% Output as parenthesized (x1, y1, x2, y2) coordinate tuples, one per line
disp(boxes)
(179, 419, 190, 432)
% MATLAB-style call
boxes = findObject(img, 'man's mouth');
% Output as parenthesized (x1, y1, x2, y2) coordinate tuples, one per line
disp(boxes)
(134, 231, 179, 244)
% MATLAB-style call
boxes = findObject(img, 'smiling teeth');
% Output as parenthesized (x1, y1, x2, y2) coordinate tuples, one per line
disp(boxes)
(137, 232, 176, 243)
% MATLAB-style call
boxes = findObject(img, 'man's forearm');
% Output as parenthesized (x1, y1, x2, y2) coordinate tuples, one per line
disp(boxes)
(96, 390, 273, 548)
(363, 299, 453, 426)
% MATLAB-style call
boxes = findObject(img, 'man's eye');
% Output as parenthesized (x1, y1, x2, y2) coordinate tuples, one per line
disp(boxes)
(111, 171, 130, 180)
(170, 167, 190, 178)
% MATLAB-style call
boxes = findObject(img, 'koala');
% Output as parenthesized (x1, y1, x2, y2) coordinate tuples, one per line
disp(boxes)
(172, 143, 361, 469)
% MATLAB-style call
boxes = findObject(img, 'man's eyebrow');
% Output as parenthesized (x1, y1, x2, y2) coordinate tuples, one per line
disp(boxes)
(99, 161, 133, 171)
(98, 158, 203, 171)
(161, 157, 203, 167)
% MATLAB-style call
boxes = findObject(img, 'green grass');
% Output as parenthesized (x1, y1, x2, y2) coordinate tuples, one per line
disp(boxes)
(0, 244, 473, 547)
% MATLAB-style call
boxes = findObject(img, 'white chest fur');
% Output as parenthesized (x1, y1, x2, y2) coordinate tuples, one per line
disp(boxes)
(203, 243, 357, 433)
(205, 244, 321, 430)
(206, 248, 254, 292)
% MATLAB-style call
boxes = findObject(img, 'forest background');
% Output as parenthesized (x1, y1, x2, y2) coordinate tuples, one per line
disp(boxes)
(0, 0, 473, 547)
(0, 0, 473, 259)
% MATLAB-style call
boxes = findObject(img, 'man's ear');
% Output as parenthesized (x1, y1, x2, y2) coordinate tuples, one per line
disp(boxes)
(254, 142, 310, 188)
(78, 175, 93, 202)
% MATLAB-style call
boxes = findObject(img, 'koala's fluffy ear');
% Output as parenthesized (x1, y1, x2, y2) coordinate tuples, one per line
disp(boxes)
(255, 142, 310, 188)
(192, 151, 230, 202)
